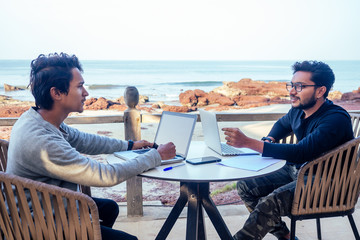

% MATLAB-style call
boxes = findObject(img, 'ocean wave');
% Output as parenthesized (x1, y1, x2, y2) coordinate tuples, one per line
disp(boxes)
(86, 84, 130, 89)
(85, 81, 224, 90)
(156, 81, 223, 86)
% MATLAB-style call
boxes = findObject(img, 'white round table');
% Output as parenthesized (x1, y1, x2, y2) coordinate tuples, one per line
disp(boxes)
(108, 141, 286, 240)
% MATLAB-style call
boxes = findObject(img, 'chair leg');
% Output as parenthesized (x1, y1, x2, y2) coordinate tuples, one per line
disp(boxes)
(316, 218, 322, 240)
(290, 218, 296, 240)
(348, 214, 360, 240)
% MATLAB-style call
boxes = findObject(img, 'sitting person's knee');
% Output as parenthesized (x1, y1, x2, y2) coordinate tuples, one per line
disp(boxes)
(105, 199, 120, 219)
(236, 180, 248, 195)
(108, 199, 120, 212)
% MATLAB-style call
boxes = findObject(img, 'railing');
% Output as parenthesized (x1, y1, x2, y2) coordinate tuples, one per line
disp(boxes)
(0, 112, 291, 126)
(1, 86, 359, 216)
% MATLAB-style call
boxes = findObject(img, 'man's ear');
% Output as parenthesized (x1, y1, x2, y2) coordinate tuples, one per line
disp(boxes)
(316, 86, 327, 99)
(50, 87, 62, 101)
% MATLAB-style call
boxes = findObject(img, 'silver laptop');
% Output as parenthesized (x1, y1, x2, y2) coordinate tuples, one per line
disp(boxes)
(114, 111, 197, 165)
(199, 109, 259, 156)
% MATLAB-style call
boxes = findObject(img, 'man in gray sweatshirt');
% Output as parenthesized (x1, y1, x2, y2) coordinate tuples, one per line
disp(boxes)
(6, 52, 176, 240)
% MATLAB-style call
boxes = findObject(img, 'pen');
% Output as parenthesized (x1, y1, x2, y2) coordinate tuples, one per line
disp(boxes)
(163, 163, 186, 171)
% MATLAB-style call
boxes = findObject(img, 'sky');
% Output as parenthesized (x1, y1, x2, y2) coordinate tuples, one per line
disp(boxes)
(0, 0, 359, 60)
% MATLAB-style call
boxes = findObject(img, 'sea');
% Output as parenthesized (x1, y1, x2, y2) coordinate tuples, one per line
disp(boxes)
(0, 60, 359, 104)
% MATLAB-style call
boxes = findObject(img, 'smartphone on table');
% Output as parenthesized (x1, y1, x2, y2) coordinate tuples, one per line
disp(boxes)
(186, 156, 221, 165)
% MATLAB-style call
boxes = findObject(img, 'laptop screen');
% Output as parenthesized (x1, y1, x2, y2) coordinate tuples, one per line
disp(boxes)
(154, 111, 197, 158)
(198, 109, 222, 153)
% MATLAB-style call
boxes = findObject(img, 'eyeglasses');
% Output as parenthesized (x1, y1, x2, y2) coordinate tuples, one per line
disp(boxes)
(286, 82, 319, 92)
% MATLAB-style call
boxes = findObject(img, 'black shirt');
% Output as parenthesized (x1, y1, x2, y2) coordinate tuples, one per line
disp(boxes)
(262, 99, 354, 167)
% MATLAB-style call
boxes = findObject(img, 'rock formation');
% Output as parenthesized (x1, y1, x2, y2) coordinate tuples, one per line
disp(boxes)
(4, 84, 26, 91)
(179, 79, 290, 110)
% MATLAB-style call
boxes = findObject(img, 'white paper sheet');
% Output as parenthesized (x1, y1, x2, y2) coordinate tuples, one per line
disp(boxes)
(219, 155, 282, 171)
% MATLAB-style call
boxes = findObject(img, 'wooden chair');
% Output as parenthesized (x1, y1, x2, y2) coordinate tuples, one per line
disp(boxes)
(0, 171, 101, 240)
(0, 139, 9, 172)
(351, 113, 360, 138)
(279, 132, 297, 144)
(289, 136, 360, 240)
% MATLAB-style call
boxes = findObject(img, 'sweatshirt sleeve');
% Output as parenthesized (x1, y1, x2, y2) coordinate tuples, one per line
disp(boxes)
(267, 114, 293, 141)
(267, 108, 304, 142)
(34, 132, 162, 187)
(60, 123, 128, 154)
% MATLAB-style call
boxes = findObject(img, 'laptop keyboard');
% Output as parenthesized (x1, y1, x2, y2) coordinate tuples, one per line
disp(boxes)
(134, 149, 151, 154)
(133, 149, 184, 162)
(221, 143, 244, 155)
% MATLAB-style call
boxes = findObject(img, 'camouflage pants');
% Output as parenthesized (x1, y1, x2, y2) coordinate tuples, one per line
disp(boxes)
(234, 164, 298, 240)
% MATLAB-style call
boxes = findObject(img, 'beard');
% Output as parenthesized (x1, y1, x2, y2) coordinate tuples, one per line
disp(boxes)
(292, 92, 317, 110)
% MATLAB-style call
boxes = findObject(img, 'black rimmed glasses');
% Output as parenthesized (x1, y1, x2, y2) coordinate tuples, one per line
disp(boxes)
(286, 82, 319, 92)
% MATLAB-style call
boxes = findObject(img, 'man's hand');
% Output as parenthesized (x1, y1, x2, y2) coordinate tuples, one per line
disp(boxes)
(157, 142, 176, 160)
(222, 127, 248, 148)
(222, 127, 264, 153)
(132, 140, 153, 150)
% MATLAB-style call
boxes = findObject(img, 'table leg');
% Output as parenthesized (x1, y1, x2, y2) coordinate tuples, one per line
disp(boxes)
(156, 182, 233, 240)
(200, 184, 233, 240)
(156, 183, 189, 240)
(186, 183, 206, 240)
(198, 206, 206, 239)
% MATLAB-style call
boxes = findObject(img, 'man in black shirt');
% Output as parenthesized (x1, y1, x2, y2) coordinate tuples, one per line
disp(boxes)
(223, 61, 354, 240)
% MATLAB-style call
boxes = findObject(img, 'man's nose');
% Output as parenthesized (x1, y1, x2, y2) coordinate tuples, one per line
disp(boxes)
(289, 86, 297, 95)
(83, 88, 89, 96)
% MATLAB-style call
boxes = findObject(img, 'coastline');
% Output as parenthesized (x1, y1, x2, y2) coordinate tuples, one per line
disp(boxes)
(2, 78, 359, 117)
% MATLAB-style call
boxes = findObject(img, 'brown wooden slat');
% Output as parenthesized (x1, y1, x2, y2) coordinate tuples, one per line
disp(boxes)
(351, 113, 360, 138)
(0, 139, 9, 172)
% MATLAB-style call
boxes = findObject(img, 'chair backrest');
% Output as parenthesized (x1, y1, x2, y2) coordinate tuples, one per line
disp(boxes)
(0, 172, 101, 240)
(79, 184, 92, 197)
(291, 136, 360, 216)
(351, 113, 360, 138)
(0, 139, 9, 172)
(279, 132, 297, 144)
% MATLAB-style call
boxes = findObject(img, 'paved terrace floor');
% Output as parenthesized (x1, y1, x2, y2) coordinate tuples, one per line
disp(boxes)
(113, 201, 360, 240)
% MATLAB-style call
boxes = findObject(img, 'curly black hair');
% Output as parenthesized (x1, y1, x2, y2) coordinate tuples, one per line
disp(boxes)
(29, 52, 83, 110)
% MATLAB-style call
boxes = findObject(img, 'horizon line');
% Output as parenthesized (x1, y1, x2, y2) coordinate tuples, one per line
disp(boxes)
(0, 59, 359, 61)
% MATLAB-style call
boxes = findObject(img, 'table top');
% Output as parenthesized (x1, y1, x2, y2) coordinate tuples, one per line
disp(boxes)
(107, 141, 286, 183)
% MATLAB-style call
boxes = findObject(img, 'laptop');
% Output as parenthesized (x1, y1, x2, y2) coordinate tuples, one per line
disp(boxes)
(199, 109, 259, 156)
(113, 111, 197, 165)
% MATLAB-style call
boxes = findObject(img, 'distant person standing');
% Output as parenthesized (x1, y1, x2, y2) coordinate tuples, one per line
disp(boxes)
(7, 52, 176, 240)
(223, 60, 354, 240)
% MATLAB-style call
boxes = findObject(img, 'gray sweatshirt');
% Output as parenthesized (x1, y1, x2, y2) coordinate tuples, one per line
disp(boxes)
(7, 107, 161, 192)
